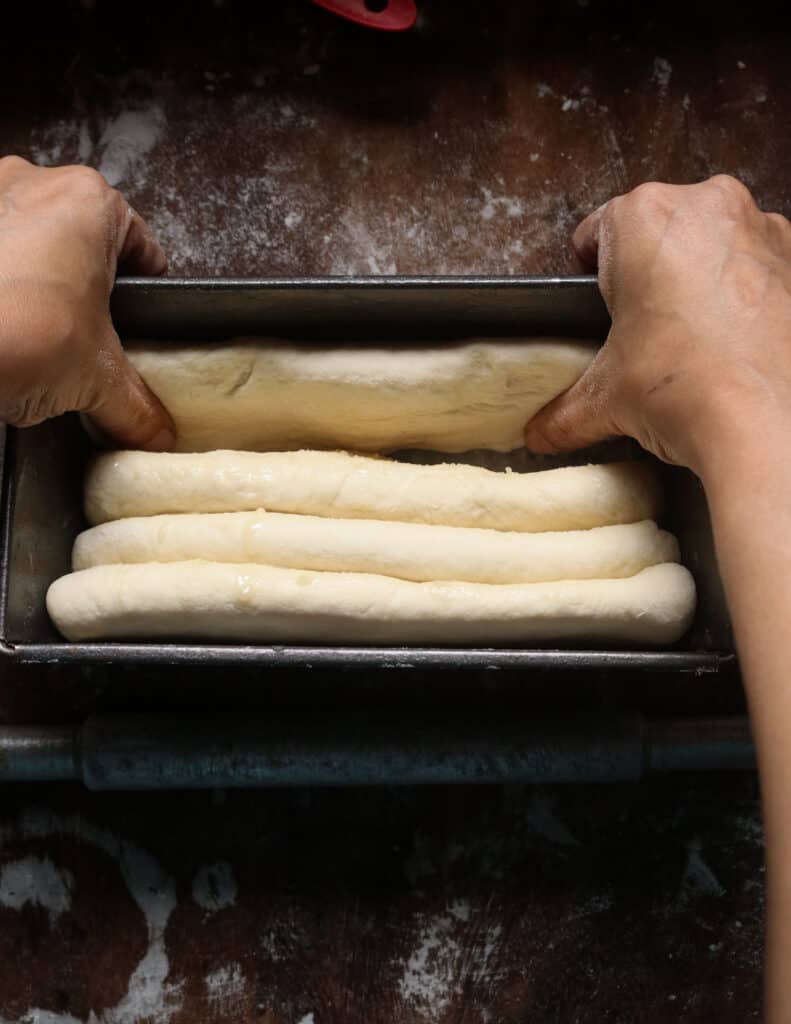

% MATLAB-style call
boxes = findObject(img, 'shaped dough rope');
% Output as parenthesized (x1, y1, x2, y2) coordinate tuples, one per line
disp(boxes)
(85, 449, 660, 533)
(73, 511, 679, 585)
(47, 561, 696, 646)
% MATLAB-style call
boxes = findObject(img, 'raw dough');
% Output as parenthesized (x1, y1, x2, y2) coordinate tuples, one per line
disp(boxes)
(73, 511, 679, 584)
(125, 337, 597, 453)
(46, 561, 696, 646)
(85, 449, 660, 532)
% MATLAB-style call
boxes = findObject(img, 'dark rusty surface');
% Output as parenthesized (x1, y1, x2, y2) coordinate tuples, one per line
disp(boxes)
(0, 779, 765, 1022)
(0, 0, 782, 1018)
(4, 1, 790, 278)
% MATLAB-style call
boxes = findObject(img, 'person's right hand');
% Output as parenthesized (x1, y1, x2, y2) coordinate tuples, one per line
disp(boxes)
(0, 156, 175, 449)
(524, 175, 791, 483)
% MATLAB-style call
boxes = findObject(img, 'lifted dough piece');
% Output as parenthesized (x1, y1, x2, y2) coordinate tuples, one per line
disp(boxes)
(73, 512, 679, 585)
(47, 561, 696, 646)
(126, 337, 597, 454)
(85, 449, 660, 532)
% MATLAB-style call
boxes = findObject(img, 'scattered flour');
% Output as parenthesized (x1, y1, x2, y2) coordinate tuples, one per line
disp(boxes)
(398, 914, 462, 1022)
(479, 188, 524, 221)
(524, 791, 580, 847)
(653, 56, 673, 90)
(564, 891, 614, 924)
(97, 106, 166, 187)
(448, 899, 471, 923)
(30, 119, 93, 168)
(297, 1015, 315, 1024)
(0, 806, 181, 1024)
(192, 860, 238, 913)
(473, 925, 503, 984)
(336, 211, 398, 274)
(259, 907, 310, 964)
(0, 856, 74, 925)
(205, 962, 246, 1011)
(21, 62, 682, 277)
(398, 910, 502, 1022)
(679, 840, 726, 901)
(22, 76, 600, 276)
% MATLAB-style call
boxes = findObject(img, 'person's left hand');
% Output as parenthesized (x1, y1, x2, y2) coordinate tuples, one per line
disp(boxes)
(0, 156, 175, 449)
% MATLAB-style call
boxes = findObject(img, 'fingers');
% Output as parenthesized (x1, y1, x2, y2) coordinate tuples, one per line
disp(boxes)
(572, 201, 609, 271)
(85, 331, 176, 451)
(0, 154, 36, 189)
(116, 203, 168, 276)
(524, 360, 618, 454)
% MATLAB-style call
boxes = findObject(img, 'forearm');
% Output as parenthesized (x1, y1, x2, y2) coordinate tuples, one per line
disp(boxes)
(701, 407, 791, 1022)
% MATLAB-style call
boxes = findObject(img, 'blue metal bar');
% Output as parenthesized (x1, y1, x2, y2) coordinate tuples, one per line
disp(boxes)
(0, 714, 754, 789)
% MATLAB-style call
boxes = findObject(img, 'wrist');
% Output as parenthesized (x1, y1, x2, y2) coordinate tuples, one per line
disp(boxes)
(693, 389, 791, 505)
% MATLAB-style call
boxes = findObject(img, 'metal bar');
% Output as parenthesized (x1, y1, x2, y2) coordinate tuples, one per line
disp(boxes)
(80, 713, 645, 789)
(647, 717, 755, 773)
(0, 726, 76, 782)
(108, 275, 610, 340)
(0, 715, 755, 789)
(4, 643, 735, 672)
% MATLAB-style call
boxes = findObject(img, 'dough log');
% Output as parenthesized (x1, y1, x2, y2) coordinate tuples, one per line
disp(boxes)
(125, 337, 597, 454)
(73, 511, 680, 585)
(46, 561, 696, 646)
(85, 449, 660, 532)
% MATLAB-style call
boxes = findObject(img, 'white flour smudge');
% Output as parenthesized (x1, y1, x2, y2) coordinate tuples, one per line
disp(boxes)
(564, 891, 614, 925)
(297, 1014, 315, 1024)
(525, 791, 580, 847)
(653, 57, 673, 90)
(448, 899, 471, 923)
(30, 120, 93, 168)
(192, 860, 238, 913)
(0, 807, 182, 1024)
(335, 211, 398, 274)
(259, 907, 311, 966)
(97, 106, 166, 187)
(205, 962, 246, 1011)
(0, 855, 74, 925)
(398, 910, 503, 1021)
(679, 840, 725, 901)
(472, 925, 503, 984)
(399, 913, 462, 1021)
(479, 188, 524, 221)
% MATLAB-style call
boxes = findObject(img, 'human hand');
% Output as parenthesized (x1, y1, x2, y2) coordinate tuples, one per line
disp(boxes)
(0, 156, 175, 449)
(524, 175, 791, 481)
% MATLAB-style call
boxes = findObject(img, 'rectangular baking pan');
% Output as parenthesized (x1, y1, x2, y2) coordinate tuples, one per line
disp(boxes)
(0, 276, 734, 674)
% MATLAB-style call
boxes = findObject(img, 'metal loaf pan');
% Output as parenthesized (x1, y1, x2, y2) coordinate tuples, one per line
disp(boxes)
(0, 276, 734, 675)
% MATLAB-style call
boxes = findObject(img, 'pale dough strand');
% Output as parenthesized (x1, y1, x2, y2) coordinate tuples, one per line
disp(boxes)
(84, 449, 660, 532)
(73, 511, 679, 585)
(46, 561, 696, 646)
(126, 337, 597, 453)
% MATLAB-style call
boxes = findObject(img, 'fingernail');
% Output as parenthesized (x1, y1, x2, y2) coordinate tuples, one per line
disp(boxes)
(146, 426, 177, 451)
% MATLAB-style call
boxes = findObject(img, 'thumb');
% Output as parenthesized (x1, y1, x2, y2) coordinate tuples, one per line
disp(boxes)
(85, 330, 176, 451)
(524, 360, 618, 454)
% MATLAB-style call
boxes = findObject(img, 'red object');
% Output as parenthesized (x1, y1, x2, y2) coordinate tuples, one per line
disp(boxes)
(311, 0, 417, 31)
